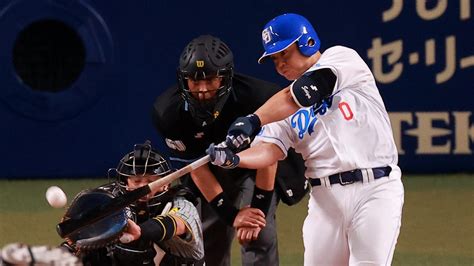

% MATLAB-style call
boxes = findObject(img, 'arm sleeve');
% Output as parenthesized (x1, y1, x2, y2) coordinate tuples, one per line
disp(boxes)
(159, 197, 204, 261)
(289, 68, 337, 107)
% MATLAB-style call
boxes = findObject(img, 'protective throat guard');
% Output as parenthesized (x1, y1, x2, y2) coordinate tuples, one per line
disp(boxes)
(180, 76, 233, 127)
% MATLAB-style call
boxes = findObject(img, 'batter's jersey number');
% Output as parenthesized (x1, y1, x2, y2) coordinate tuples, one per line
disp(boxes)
(338, 102, 354, 120)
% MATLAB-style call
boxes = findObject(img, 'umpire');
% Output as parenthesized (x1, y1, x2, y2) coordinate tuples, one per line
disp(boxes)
(151, 35, 307, 266)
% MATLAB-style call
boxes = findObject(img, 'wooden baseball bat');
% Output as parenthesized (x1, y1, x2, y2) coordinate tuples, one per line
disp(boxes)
(56, 155, 210, 238)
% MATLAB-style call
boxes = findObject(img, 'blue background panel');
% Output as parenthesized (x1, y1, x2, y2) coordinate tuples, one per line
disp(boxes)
(0, 0, 472, 178)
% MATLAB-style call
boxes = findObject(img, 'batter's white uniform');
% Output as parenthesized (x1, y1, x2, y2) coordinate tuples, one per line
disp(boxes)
(253, 46, 404, 265)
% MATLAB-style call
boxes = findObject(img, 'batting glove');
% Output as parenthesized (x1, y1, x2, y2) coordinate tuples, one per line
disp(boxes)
(207, 142, 240, 169)
(226, 114, 261, 151)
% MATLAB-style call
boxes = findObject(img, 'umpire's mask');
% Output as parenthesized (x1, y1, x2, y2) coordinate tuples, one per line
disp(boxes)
(177, 35, 234, 127)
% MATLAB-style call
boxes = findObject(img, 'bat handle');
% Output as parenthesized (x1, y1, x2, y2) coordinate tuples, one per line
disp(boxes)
(148, 155, 210, 194)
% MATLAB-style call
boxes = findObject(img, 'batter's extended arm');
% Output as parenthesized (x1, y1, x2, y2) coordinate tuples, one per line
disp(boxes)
(255, 87, 298, 126)
(238, 142, 284, 169)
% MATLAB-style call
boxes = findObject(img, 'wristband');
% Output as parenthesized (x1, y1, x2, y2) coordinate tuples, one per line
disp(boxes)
(247, 114, 262, 131)
(251, 187, 274, 216)
(140, 214, 177, 242)
(209, 192, 239, 226)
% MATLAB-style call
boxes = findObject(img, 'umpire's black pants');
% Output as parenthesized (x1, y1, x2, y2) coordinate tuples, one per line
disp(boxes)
(197, 178, 279, 266)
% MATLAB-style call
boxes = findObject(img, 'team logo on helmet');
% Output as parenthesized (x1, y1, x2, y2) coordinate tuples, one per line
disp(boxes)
(196, 60, 204, 68)
(262, 28, 272, 44)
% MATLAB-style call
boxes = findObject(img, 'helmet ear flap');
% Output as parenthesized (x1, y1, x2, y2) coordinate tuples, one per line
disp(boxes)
(298, 33, 320, 57)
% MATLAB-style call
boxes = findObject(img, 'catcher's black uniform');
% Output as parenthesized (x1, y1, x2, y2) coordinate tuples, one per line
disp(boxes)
(152, 73, 307, 265)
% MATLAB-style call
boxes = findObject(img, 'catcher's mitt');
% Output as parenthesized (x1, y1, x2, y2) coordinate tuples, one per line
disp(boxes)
(60, 188, 128, 252)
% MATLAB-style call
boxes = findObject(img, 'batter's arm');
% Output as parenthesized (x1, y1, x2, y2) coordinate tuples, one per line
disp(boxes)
(238, 142, 284, 169)
(255, 68, 337, 125)
(255, 87, 299, 126)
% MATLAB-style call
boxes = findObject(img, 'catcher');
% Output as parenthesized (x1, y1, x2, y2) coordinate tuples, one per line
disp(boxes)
(61, 141, 204, 265)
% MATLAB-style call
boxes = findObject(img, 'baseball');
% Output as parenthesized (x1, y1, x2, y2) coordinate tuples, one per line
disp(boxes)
(46, 186, 67, 208)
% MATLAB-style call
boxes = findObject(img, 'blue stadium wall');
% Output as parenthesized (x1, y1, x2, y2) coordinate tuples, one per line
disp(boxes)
(0, 0, 472, 178)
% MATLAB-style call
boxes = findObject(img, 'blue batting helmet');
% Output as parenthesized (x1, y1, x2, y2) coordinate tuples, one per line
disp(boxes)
(258, 13, 320, 64)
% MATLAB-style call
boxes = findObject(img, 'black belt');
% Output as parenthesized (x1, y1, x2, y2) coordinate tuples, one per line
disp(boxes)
(310, 166, 391, 187)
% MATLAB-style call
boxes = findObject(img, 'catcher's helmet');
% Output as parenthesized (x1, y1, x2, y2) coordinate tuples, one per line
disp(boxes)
(177, 35, 234, 127)
(114, 141, 171, 189)
(111, 141, 173, 208)
(258, 13, 320, 64)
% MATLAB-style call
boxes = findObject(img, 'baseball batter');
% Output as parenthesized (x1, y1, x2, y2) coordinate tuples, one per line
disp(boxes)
(152, 35, 307, 266)
(208, 13, 405, 265)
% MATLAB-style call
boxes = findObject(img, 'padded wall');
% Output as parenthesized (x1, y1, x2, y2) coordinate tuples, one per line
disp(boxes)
(0, 0, 472, 178)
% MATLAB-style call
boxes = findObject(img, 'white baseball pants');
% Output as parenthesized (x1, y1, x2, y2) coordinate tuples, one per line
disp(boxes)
(303, 166, 404, 266)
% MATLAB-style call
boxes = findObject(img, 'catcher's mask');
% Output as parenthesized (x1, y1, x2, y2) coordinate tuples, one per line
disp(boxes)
(110, 141, 172, 206)
(177, 35, 234, 127)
